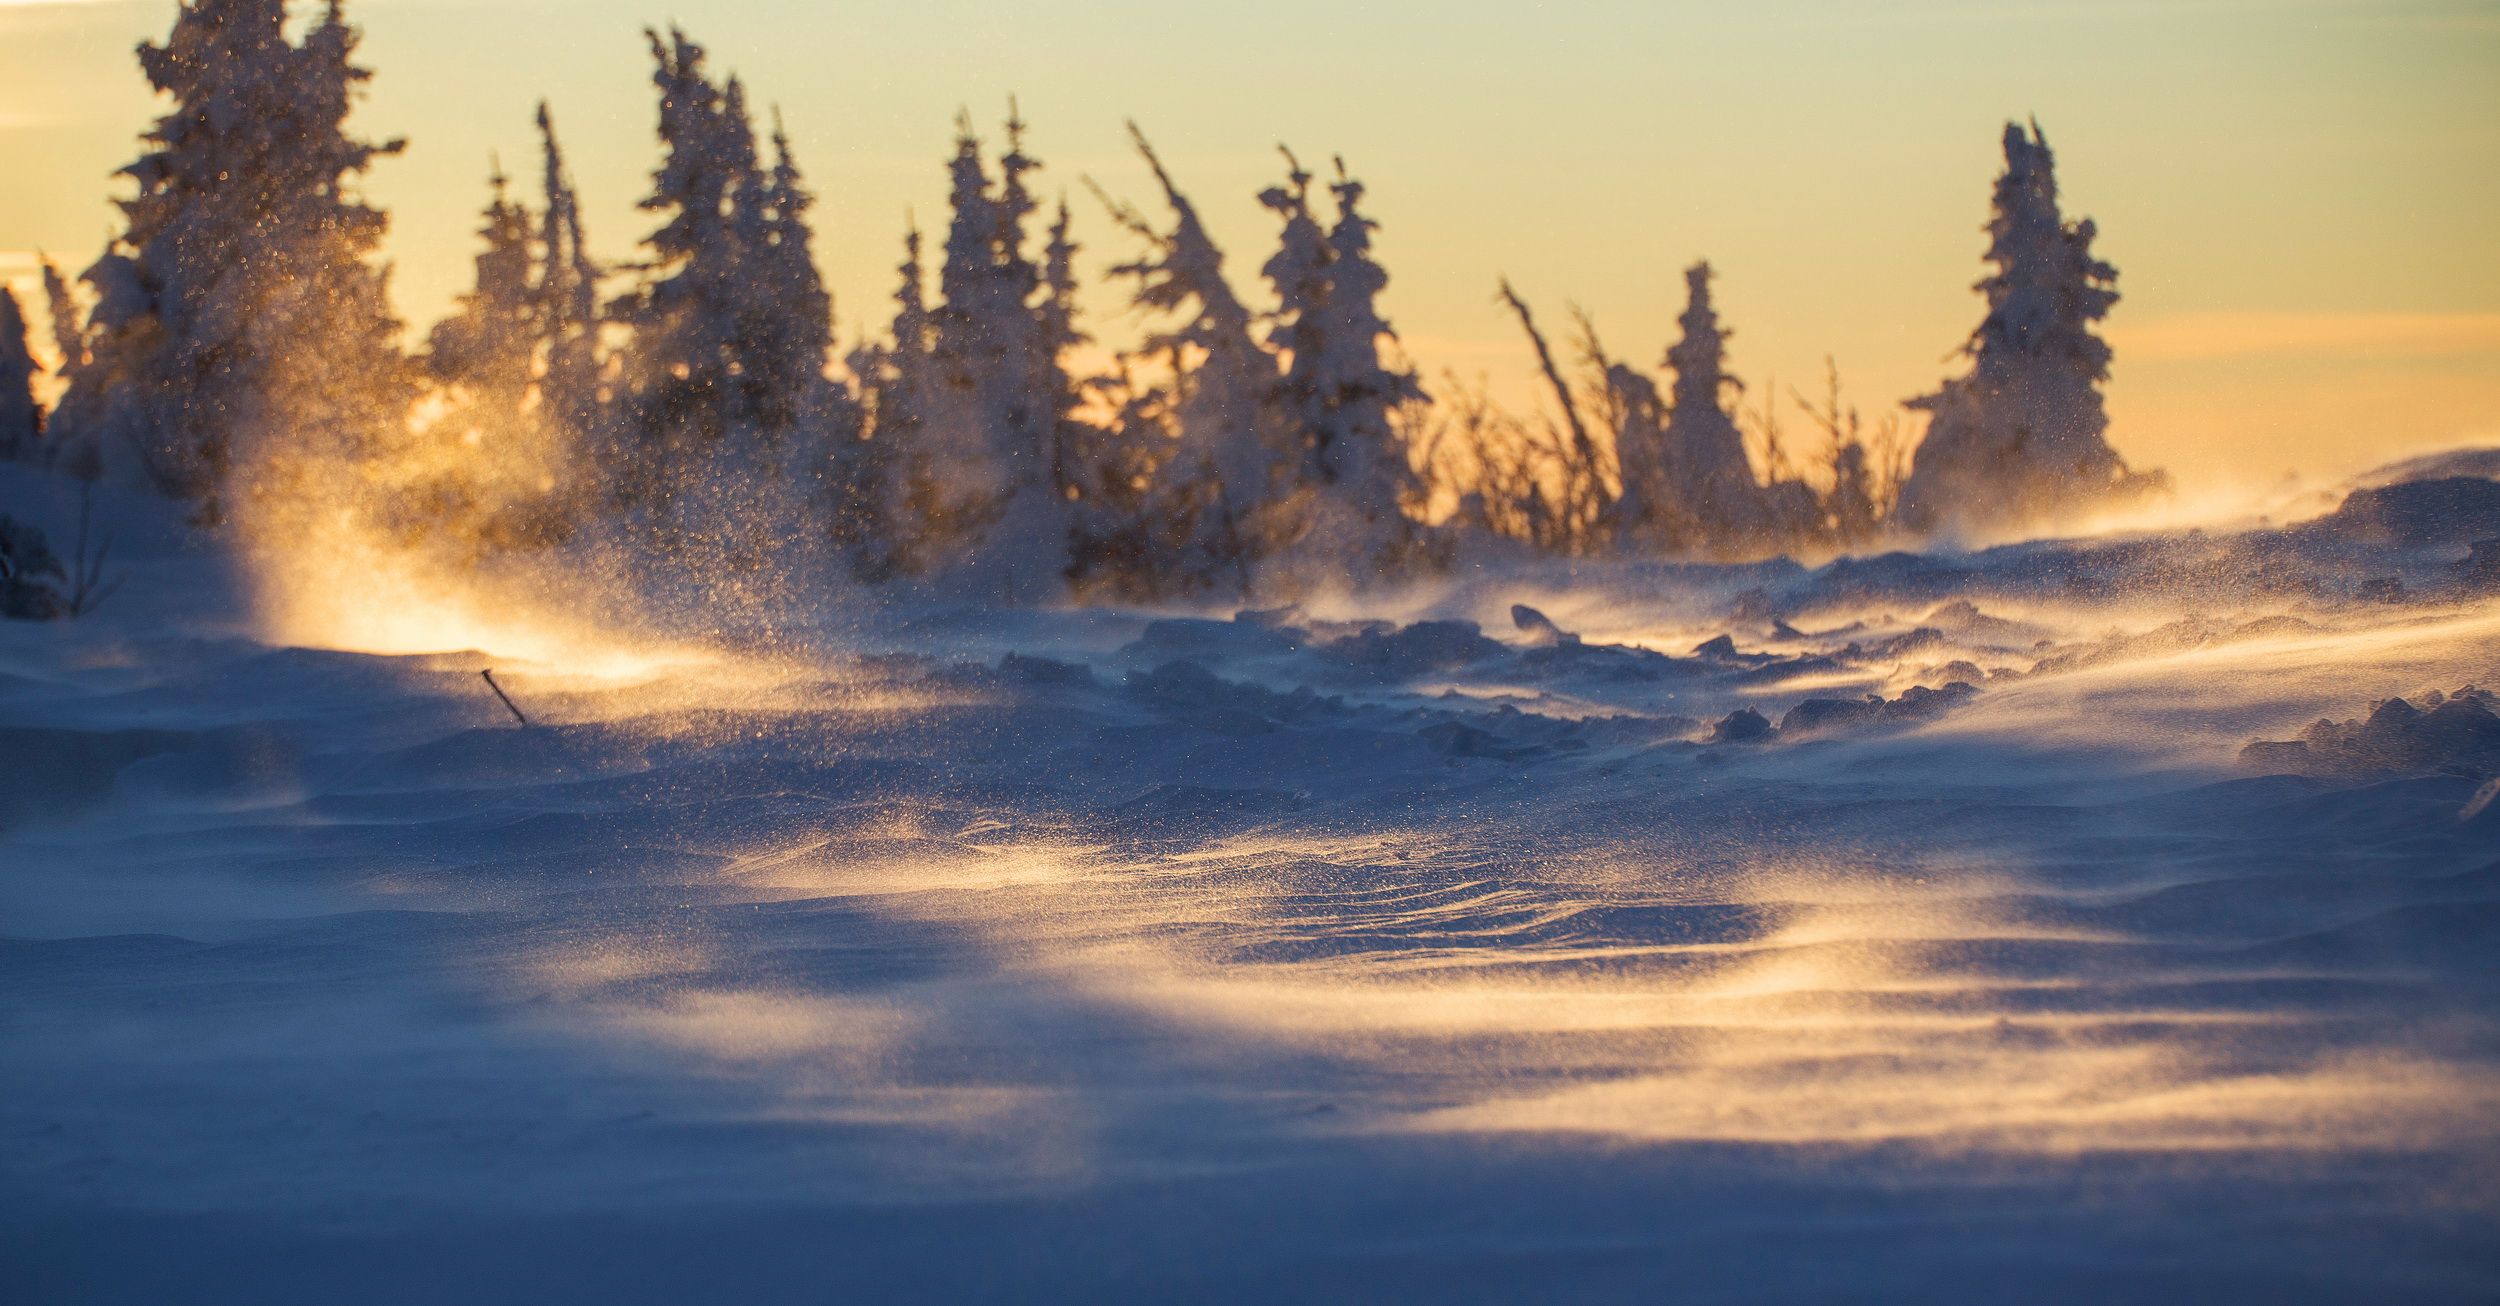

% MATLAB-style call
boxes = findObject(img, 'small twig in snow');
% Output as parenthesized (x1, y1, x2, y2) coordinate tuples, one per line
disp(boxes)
(480, 669, 529, 726)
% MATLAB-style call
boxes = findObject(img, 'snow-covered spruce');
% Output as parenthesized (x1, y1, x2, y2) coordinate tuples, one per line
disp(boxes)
(51, 0, 411, 519)
(1894, 121, 2164, 539)
(1657, 262, 1773, 548)
(406, 105, 607, 555)
(1260, 153, 1435, 586)
(843, 224, 938, 580)
(1088, 124, 1292, 597)
(608, 28, 857, 571)
(882, 109, 1080, 602)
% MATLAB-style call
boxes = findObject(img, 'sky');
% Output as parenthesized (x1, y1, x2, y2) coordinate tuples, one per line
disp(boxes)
(1, 0, 2495, 496)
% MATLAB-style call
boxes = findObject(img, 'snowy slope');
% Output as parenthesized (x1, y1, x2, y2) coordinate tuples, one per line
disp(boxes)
(3, 462, 2499, 1303)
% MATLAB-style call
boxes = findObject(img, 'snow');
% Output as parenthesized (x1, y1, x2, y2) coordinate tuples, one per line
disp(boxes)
(5, 456, 2499, 1302)
(2242, 687, 2500, 779)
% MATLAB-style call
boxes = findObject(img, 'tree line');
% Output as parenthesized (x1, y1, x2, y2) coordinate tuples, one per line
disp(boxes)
(0, 0, 2167, 607)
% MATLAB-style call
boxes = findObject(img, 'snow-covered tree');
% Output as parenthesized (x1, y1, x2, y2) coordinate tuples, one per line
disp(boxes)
(1091, 124, 1284, 592)
(1789, 361, 1891, 548)
(891, 126, 1017, 568)
(1315, 164, 1427, 493)
(1602, 359, 1669, 545)
(425, 164, 536, 431)
(1049, 194, 1165, 596)
(1037, 198, 1086, 439)
(742, 109, 839, 431)
(1038, 197, 1116, 539)
(0, 289, 40, 461)
(1824, 439, 1880, 544)
(40, 261, 88, 386)
(401, 157, 576, 551)
(1656, 261, 1776, 550)
(611, 29, 852, 563)
(916, 109, 1077, 601)
(1261, 151, 1332, 490)
(1895, 120, 2161, 536)
(842, 223, 941, 579)
(611, 28, 756, 503)
(55, 0, 410, 519)
(1263, 154, 1430, 581)
(533, 103, 603, 440)
(391, 101, 620, 555)
(34, 260, 101, 479)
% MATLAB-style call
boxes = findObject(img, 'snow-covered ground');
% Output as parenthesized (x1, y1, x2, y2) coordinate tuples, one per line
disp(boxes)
(4, 463, 2498, 1303)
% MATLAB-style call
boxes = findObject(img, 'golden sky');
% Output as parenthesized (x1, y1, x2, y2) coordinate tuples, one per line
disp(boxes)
(2, 0, 2494, 498)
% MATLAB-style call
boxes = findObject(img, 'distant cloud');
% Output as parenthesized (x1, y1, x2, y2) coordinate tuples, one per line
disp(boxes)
(2113, 311, 2500, 365)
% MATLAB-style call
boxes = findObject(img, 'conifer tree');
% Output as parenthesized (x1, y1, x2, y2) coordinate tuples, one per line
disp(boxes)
(1097, 125, 1284, 590)
(922, 109, 1075, 601)
(613, 29, 847, 558)
(905, 122, 1013, 556)
(992, 110, 1046, 344)
(746, 110, 837, 428)
(1601, 359, 1669, 546)
(1261, 149, 1334, 499)
(1659, 261, 1773, 548)
(1036, 198, 1094, 501)
(845, 223, 940, 578)
(401, 105, 615, 552)
(1824, 440, 1880, 545)
(58, 0, 410, 518)
(1895, 120, 2158, 535)
(33, 260, 101, 478)
(425, 164, 537, 427)
(933, 122, 1007, 365)
(532, 103, 603, 439)
(405, 158, 577, 549)
(614, 27, 755, 500)
(1791, 361, 1888, 548)
(1052, 186, 1212, 599)
(1285, 158, 1427, 576)
(40, 260, 87, 391)
(1045, 195, 1145, 591)
(0, 288, 41, 461)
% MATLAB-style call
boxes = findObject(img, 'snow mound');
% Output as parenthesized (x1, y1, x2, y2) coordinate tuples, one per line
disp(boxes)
(1708, 682, 1981, 745)
(2243, 687, 2500, 781)
(2302, 477, 2500, 550)
(2346, 445, 2500, 490)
